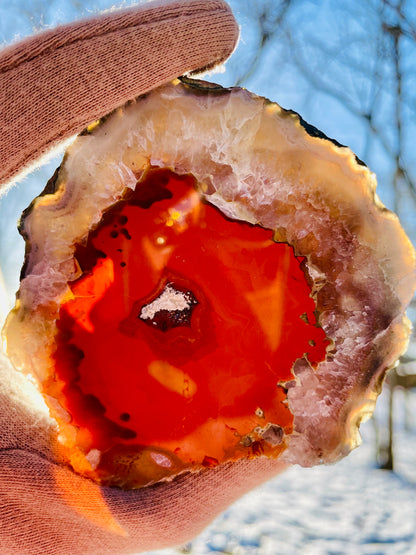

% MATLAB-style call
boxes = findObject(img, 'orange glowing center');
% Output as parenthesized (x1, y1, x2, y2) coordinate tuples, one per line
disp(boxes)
(53, 169, 327, 486)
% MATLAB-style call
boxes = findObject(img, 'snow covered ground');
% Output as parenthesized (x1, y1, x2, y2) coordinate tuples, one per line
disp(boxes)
(147, 389, 416, 555)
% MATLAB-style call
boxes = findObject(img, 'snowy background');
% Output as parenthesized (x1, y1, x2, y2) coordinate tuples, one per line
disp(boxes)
(147, 395, 416, 555)
(1, 1, 416, 554)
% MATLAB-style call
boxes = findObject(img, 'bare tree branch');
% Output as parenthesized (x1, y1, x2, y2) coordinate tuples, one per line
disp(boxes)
(234, 0, 292, 86)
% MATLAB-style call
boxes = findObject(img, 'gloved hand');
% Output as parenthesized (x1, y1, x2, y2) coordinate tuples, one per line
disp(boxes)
(0, 2, 287, 554)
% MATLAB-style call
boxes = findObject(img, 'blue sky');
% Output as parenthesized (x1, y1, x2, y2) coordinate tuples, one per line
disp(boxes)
(0, 0, 415, 323)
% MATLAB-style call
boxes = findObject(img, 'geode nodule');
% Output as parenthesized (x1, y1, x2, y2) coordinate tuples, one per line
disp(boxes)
(3, 78, 416, 488)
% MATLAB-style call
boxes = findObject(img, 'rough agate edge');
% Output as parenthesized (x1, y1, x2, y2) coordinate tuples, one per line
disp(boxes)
(3, 78, 416, 486)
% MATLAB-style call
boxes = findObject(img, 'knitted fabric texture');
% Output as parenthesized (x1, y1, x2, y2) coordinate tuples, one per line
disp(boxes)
(0, 2, 275, 554)
(0, 0, 238, 185)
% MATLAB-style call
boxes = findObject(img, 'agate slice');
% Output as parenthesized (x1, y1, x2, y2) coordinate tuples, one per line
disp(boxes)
(3, 78, 415, 489)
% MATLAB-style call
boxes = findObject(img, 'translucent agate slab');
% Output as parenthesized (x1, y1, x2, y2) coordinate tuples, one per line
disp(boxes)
(3, 78, 415, 488)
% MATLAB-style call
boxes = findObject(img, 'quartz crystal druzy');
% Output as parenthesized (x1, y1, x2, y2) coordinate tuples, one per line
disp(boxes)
(3, 78, 416, 488)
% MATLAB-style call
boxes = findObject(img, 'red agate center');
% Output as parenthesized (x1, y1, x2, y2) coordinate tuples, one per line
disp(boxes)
(53, 169, 327, 485)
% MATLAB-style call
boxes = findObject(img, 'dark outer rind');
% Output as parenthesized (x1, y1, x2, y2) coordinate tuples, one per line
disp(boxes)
(179, 77, 367, 168)
(18, 166, 61, 281)
(283, 109, 367, 168)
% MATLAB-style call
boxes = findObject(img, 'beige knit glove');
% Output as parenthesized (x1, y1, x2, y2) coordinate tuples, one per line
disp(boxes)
(0, 2, 287, 554)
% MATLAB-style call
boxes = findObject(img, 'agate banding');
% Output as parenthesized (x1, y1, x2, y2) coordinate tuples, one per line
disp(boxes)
(3, 78, 415, 488)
